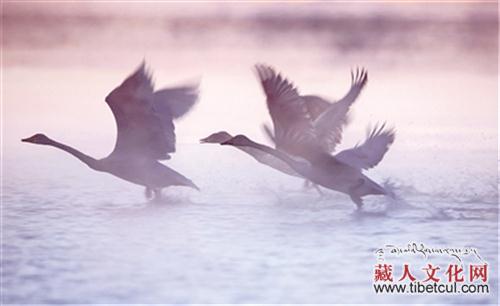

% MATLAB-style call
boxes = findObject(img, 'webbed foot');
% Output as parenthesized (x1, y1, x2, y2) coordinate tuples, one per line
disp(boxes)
(349, 195, 364, 209)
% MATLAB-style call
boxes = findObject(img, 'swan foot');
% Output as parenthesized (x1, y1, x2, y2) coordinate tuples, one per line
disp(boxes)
(302, 180, 312, 189)
(349, 194, 364, 209)
(302, 180, 324, 196)
(313, 184, 324, 196)
(145, 187, 163, 201)
(153, 188, 162, 201)
(348, 178, 365, 209)
(145, 187, 153, 200)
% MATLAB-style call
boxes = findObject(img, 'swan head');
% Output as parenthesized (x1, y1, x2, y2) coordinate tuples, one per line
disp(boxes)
(220, 134, 253, 147)
(22, 133, 52, 145)
(200, 131, 232, 144)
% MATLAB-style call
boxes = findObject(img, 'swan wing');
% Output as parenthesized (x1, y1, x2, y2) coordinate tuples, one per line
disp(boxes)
(254, 64, 317, 154)
(153, 84, 199, 119)
(335, 123, 395, 170)
(335, 67, 368, 111)
(302, 95, 331, 120)
(150, 84, 199, 157)
(105, 63, 173, 160)
(312, 68, 368, 153)
(261, 122, 276, 145)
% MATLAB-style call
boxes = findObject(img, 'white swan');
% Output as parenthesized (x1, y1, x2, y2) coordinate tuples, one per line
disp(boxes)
(22, 62, 199, 200)
(222, 124, 395, 208)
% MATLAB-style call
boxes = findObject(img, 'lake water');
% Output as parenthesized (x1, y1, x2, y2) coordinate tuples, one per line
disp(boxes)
(2, 3, 498, 304)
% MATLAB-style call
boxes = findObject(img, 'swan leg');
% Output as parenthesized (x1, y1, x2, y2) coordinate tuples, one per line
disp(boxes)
(349, 194, 364, 209)
(313, 184, 324, 196)
(153, 188, 162, 201)
(302, 180, 311, 189)
(349, 178, 365, 209)
(144, 187, 153, 200)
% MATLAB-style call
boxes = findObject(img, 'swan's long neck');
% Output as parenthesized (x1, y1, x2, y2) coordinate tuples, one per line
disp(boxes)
(47, 139, 101, 170)
(242, 140, 308, 175)
(237, 145, 262, 157)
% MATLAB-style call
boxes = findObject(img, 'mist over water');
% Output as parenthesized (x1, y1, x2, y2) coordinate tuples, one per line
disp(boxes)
(2, 3, 498, 304)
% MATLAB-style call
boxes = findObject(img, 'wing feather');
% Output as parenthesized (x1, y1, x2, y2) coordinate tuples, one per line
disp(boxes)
(255, 64, 318, 157)
(261, 122, 276, 145)
(313, 68, 368, 153)
(335, 123, 395, 169)
(153, 84, 199, 119)
(105, 63, 195, 160)
(302, 95, 331, 120)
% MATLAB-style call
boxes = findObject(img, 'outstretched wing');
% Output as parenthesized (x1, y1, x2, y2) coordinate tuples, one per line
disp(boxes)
(255, 64, 317, 157)
(105, 63, 172, 160)
(151, 84, 199, 154)
(335, 123, 395, 170)
(153, 84, 199, 119)
(313, 68, 368, 153)
(337, 67, 368, 108)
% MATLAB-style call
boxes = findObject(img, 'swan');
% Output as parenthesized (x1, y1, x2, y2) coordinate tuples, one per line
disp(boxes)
(226, 64, 394, 208)
(200, 131, 325, 194)
(201, 65, 368, 195)
(222, 124, 395, 208)
(22, 62, 199, 200)
(200, 131, 299, 176)
(256, 64, 368, 156)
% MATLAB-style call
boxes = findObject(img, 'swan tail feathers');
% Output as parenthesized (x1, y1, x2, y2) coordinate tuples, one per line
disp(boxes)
(350, 176, 386, 206)
(184, 179, 200, 191)
(361, 177, 387, 196)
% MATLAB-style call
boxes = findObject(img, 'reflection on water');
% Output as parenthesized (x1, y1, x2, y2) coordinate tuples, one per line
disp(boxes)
(2, 2, 498, 304)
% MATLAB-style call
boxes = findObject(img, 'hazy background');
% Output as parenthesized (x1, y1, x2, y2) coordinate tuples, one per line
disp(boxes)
(3, 2, 497, 156)
(2, 2, 498, 304)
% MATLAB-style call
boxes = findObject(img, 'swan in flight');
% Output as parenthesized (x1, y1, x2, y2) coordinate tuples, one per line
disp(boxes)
(256, 64, 368, 156)
(200, 131, 325, 194)
(224, 65, 394, 208)
(22, 62, 199, 200)
(201, 66, 368, 195)
(222, 125, 394, 208)
(200, 131, 323, 195)
(256, 64, 367, 193)
(200, 131, 299, 177)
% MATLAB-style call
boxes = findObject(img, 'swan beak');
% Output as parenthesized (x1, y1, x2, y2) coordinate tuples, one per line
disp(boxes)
(199, 138, 208, 144)
(220, 140, 231, 146)
(21, 138, 28, 142)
